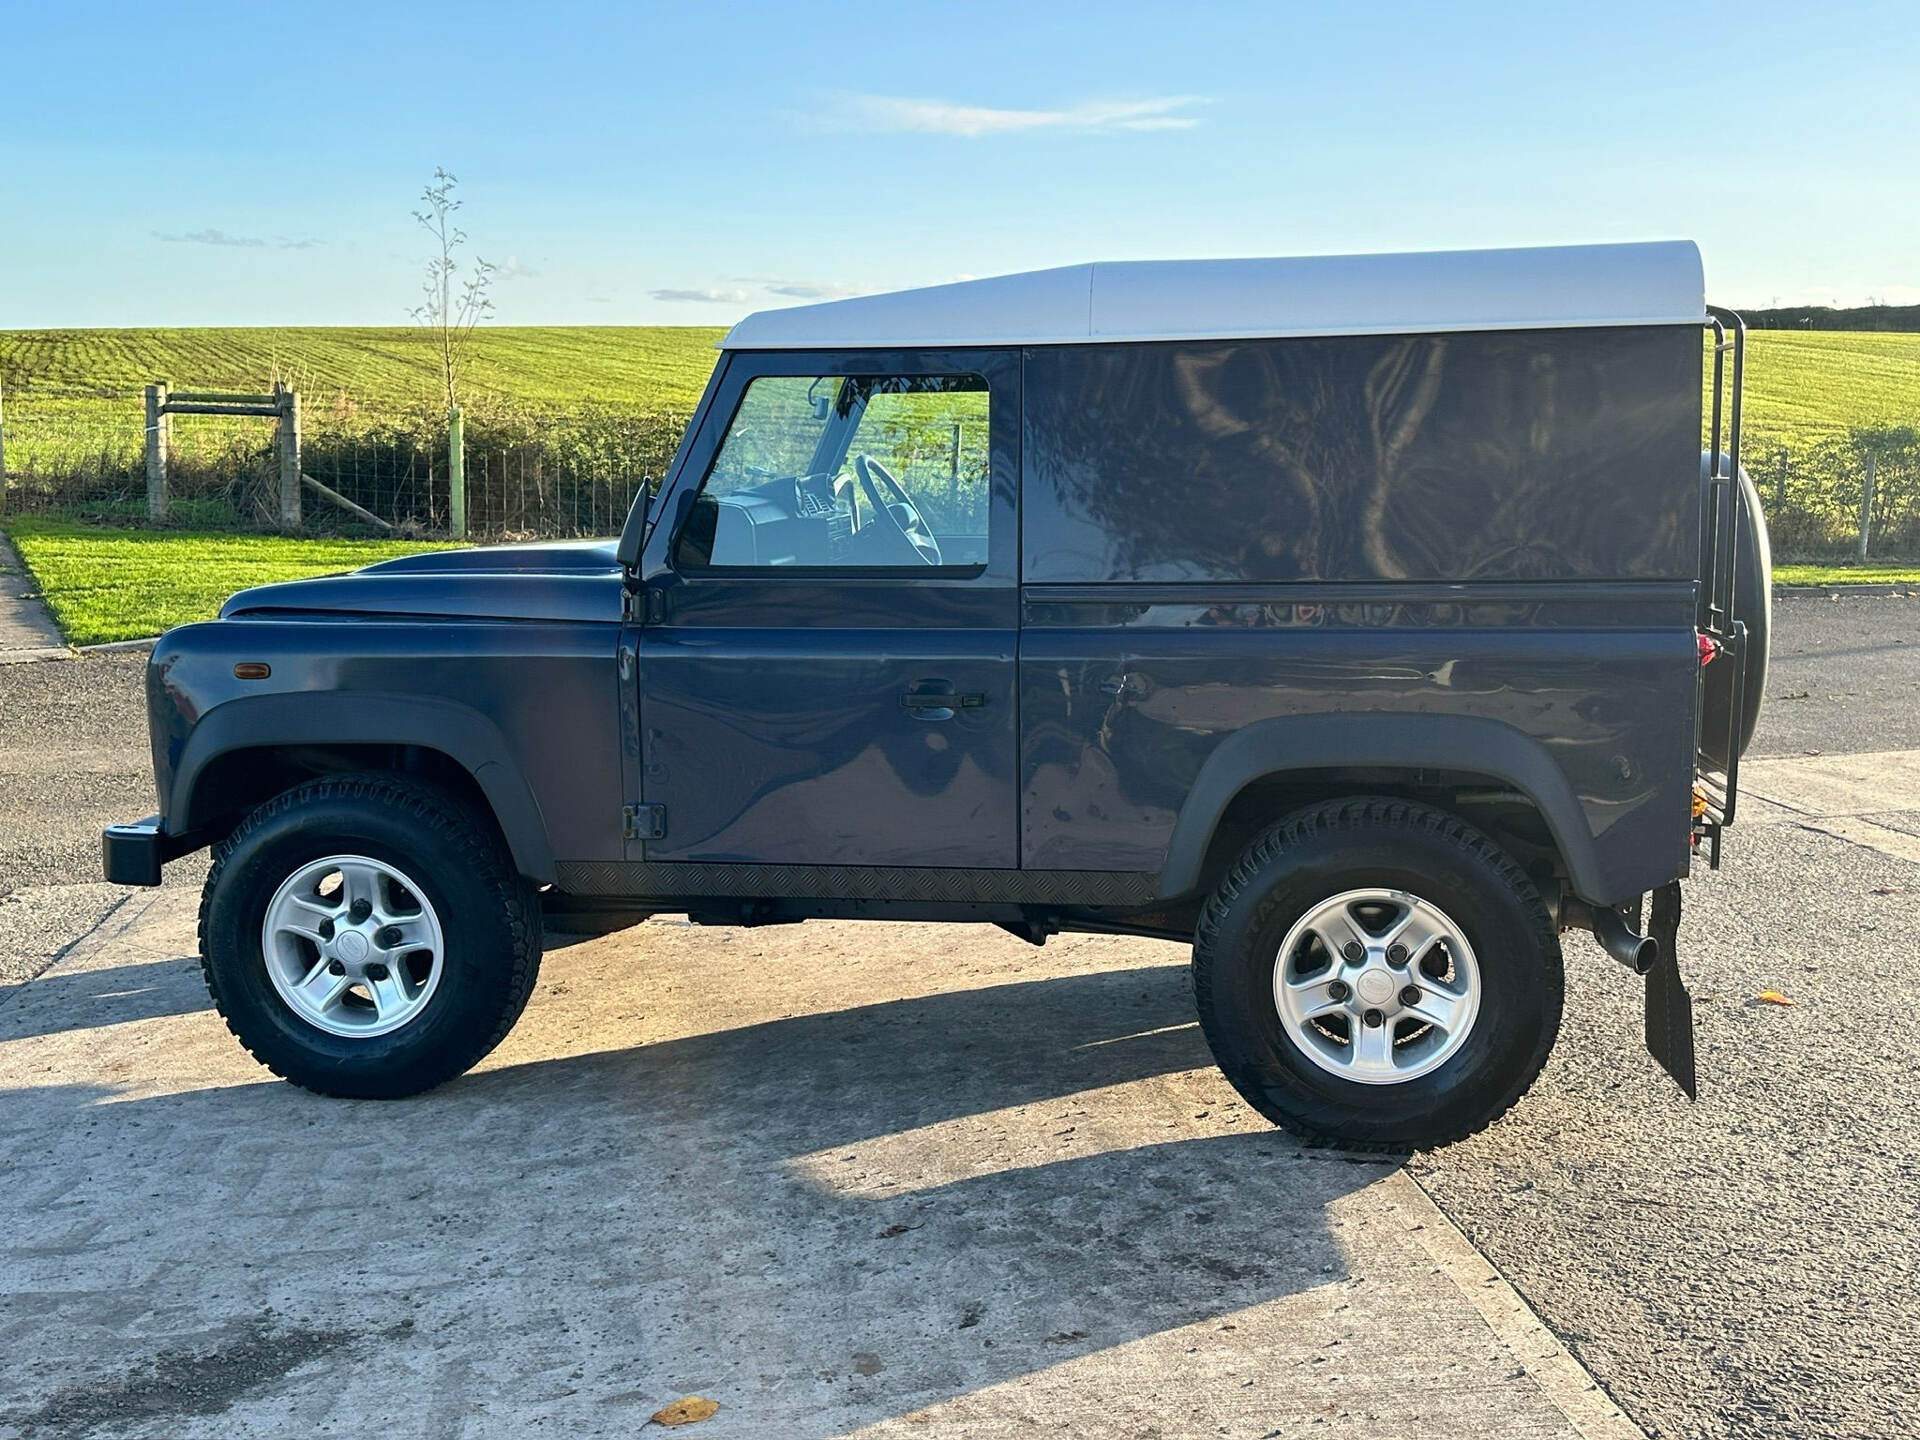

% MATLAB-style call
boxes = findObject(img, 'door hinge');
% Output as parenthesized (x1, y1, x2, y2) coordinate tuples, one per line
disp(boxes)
(621, 580, 665, 625)
(622, 803, 666, 840)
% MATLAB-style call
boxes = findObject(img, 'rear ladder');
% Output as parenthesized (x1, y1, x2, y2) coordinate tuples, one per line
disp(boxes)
(1695, 304, 1749, 868)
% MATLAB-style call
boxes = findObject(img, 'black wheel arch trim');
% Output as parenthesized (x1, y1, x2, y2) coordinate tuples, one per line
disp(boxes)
(168, 693, 558, 884)
(1156, 714, 1611, 904)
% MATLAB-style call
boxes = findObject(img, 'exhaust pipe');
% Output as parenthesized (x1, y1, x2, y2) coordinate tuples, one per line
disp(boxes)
(1587, 903, 1660, 975)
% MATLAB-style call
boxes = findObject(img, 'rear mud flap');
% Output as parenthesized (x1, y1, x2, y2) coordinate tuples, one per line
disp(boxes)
(1642, 882, 1697, 1099)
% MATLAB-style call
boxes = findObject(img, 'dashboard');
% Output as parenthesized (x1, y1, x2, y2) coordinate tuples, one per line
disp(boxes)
(707, 473, 853, 566)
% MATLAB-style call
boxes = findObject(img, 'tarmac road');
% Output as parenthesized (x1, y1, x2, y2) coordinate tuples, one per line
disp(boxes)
(1749, 592, 1920, 758)
(0, 651, 178, 991)
(1, 593, 1917, 1438)
(1419, 594, 1920, 1440)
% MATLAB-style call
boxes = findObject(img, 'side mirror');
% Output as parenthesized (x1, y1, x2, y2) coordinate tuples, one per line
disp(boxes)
(620, 478, 672, 571)
(629, 482, 665, 560)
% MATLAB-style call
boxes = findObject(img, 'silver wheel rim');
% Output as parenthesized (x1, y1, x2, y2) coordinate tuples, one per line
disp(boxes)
(261, 854, 446, 1039)
(1272, 887, 1482, 1085)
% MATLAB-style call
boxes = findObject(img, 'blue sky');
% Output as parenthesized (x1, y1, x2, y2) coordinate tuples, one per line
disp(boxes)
(4, 0, 1915, 327)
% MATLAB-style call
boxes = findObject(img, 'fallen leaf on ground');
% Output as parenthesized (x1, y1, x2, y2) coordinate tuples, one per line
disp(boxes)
(651, 1396, 720, 1427)
(1872, 887, 1905, 896)
(1756, 991, 1796, 1006)
(878, 1223, 921, 1238)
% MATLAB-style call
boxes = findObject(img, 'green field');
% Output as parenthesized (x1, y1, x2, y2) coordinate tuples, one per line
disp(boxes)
(4, 515, 459, 646)
(1732, 331, 1920, 447)
(1, 325, 1914, 450)
(0, 325, 725, 414)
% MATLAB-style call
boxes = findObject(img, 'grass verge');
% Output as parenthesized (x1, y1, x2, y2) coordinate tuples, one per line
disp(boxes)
(2, 516, 458, 646)
(1774, 563, 1920, 586)
(10, 514, 1915, 649)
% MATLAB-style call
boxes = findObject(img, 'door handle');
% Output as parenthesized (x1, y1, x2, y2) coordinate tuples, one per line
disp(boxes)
(901, 690, 985, 716)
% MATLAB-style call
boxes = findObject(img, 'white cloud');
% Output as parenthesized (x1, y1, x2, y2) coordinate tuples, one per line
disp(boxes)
(492, 254, 540, 280)
(154, 228, 321, 250)
(154, 227, 265, 248)
(817, 92, 1206, 138)
(736, 277, 862, 301)
(650, 287, 750, 304)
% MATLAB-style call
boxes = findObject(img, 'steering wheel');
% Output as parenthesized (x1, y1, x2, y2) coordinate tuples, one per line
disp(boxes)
(853, 454, 942, 566)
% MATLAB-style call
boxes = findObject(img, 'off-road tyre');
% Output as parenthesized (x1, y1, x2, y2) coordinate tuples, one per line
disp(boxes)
(1698, 457, 1772, 765)
(1192, 797, 1562, 1151)
(198, 773, 542, 1098)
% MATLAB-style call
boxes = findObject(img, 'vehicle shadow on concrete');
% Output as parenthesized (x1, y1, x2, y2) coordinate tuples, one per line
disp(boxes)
(0, 954, 209, 1040)
(0, 924, 750, 1041)
(0, 950, 1426, 1438)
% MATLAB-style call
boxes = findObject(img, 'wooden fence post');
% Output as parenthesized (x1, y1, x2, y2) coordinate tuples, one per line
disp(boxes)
(1774, 450, 1788, 514)
(0, 377, 9, 516)
(1858, 451, 1877, 562)
(276, 384, 302, 529)
(144, 382, 170, 521)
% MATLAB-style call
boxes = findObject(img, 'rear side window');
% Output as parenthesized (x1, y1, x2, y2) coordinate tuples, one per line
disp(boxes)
(1020, 329, 1700, 584)
(674, 374, 990, 571)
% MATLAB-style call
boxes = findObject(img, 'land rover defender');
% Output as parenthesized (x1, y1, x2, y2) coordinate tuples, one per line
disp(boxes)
(104, 241, 1769, 1147)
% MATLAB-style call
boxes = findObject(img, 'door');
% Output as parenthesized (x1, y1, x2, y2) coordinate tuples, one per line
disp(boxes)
(635, 349, 1019, 868)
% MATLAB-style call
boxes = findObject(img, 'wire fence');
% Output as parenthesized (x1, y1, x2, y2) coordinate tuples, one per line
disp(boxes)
(1744, 429, 1920, 557)
(0, 402, 276, 527)
(0, 391, 687, 538)
(1, 386, 1916, 558)
(298, 409, 688, 537)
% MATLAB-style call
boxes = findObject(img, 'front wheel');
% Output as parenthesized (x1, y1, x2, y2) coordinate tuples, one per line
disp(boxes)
(199, 774, 542, 1098)
(1192, 797, 1562, 1150)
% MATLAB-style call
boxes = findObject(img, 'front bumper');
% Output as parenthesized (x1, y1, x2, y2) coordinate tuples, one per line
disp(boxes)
(102, 816, 202, 887)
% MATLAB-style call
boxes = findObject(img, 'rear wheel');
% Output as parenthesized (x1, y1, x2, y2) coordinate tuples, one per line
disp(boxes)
(1192, 797, 1562, 1150)
(199, 774, 541, 1098)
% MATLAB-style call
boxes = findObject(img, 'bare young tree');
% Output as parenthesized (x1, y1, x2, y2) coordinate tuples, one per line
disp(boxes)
(411, 168, 494, 414)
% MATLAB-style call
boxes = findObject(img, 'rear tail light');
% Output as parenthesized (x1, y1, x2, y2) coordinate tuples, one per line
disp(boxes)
(1697, 632, 1722, 667)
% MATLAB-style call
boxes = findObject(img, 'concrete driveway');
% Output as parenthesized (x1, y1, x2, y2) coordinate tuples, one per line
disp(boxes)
(1, 895, 1611, 1439)
(4, 593, 1918, 1439)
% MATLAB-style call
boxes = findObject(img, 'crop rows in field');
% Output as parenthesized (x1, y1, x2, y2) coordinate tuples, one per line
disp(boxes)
(0, 325, 725, 413)
(1732, 331, 1920, 446)
(3, 325, 1914, 450)
(0, 327, 728, 502)
(3, 323, 1915, 553)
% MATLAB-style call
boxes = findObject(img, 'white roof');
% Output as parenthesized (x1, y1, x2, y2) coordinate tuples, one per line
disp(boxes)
(721, 240, 1706, 351)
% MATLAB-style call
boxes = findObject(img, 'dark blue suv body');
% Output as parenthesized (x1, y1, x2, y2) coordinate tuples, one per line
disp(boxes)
(105, 244, 1769, 1146)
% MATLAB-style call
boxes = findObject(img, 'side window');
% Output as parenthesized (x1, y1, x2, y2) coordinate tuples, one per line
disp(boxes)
(674, 373, 990, 571)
